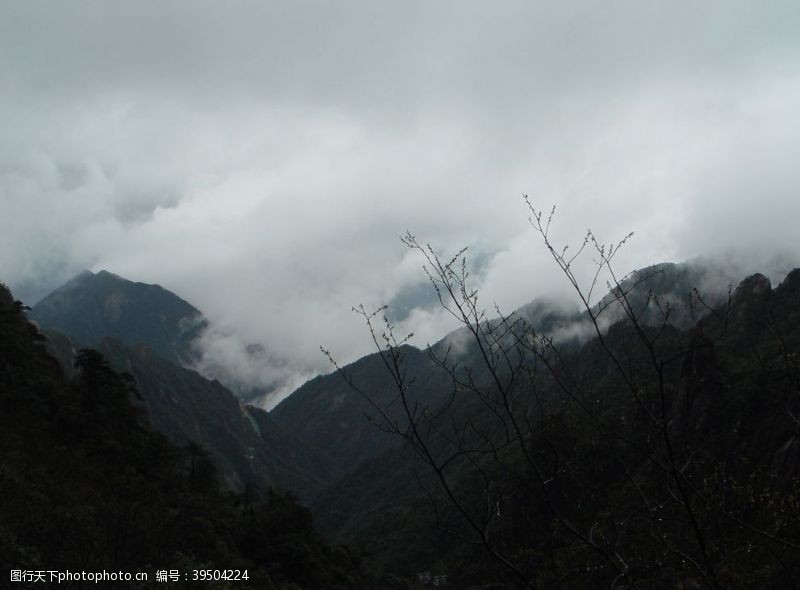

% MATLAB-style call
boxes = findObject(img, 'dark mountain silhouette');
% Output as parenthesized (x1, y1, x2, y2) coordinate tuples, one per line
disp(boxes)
(272, 260, 744, 480)
(30, 269, 206, 366)
(302, 268, 800, 587)
(28, 271, 337, 501)
(0, 281, 365, 589)
(16, 261, 800, 587)
(271, 346, 449, 474)
(98, 336, 337, 501)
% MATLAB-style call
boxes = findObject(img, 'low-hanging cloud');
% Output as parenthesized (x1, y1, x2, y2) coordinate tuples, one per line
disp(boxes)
(190, 324, 316, 409)
(2, 1, 800, 398)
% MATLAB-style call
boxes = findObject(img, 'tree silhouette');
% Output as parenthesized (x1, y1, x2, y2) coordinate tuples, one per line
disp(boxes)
(331, 199, 800, 588)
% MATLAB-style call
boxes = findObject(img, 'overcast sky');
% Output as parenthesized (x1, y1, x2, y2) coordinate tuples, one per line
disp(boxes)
(2, 2, 799, 405)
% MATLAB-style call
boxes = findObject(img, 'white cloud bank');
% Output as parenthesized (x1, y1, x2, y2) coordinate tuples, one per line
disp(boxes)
(1, 2, 799, 406)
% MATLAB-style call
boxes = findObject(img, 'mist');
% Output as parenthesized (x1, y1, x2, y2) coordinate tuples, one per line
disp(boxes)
(2, 2, 799, 400)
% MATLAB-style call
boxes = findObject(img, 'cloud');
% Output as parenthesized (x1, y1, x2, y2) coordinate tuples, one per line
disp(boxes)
(1, 1, 800, 396)
(189, 324, 316, 409)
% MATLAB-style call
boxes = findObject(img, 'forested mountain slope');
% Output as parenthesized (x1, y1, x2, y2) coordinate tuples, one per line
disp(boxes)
(309, 270, 800, 588)
(95, 337, 339, 501)
(272, 260, 742, 481)
(0, 282, 365, 589)
(271, 346, 451, 474)
(27, 272, 339, 501)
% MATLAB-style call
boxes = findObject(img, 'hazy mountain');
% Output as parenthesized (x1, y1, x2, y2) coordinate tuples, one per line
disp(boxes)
(7, 258, 800, 586)
(272, 346, 452, 475)
(30, 269, 206, 366)
(21, 261, 800, 586)
(0, 281, 365, 589)
(272, 260, 743, 479)
(96, 337, 339, 501)
(28, 271, 338, 501)
(307, 269, 800, 586)
(35, 329, 337, 502)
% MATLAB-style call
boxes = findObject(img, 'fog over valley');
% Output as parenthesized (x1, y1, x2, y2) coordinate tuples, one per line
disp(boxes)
(2, 2, 799, 405)
(4, 3, 800, 588)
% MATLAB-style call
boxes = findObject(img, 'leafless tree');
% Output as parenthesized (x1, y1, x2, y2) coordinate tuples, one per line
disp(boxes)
(326, 198, 800, 588)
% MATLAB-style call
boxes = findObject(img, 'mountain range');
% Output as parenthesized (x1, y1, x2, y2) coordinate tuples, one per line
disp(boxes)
(28, 270, 338, 502)
(7, 260, 800, 587)
(0, 280, 364, 589)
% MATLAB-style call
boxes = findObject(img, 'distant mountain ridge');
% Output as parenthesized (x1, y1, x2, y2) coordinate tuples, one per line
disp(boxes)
(0, 281, 365, 588)
(271, 259, 750, 480)
(25, 261, 769, 494)
(30, 269, 206, 366)
(27, 270, 338, 501)
(304, 268, 800, 585)
(14, 259, 800, 585)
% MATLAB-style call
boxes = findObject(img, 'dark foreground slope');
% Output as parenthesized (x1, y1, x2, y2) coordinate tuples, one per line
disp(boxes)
(311, 271, 800, 588)
(0, 282, 364, 589)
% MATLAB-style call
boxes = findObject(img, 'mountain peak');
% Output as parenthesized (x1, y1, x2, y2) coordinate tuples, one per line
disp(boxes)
(30, 270, 207, 366)
(94, 269, 123, 280)
(733, 273, 771, 304)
